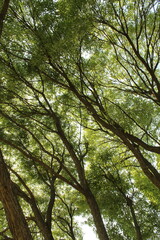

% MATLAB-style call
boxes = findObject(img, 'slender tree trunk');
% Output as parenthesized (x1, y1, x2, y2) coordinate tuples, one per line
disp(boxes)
(0, 149, 33, 240)
(84, 187, 110, 240)
(12, 177, 54, 240)
(103, 172, 143, 240)
(30, 200, 54, 240)
(126, 197, 143, 240)
(70, 228, 76, 240)
(53, 114, 110, 240)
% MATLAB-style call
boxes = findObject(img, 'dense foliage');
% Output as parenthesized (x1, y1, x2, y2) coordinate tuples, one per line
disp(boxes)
(0, 0, 160, 239)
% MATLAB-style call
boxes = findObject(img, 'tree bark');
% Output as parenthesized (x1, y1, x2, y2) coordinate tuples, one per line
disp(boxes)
(12, 176, 54, 240)
(0, 149, 33, 240)
(84, 187, 110, 240)
(0, 0, 10, 37)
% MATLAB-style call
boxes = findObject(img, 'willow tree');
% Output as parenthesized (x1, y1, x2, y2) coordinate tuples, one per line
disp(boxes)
(0, 0, 160, 239)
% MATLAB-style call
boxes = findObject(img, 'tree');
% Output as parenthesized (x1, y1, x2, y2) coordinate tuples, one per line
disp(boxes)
(0, 0, 160, 239)
(0, 149, 33, 240)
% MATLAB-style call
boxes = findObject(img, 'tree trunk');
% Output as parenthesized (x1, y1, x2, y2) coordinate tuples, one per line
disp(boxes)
(126, 197, 143, 240)
(12, 177, 54, 240)
(0, 149, 33, 240)
(0, 0, 10, 37)
(29, 199, 54, 240)
(84, 187, 110, 240)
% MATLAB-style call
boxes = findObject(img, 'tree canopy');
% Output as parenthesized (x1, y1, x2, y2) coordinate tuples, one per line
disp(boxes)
(0, 0, 160, 239)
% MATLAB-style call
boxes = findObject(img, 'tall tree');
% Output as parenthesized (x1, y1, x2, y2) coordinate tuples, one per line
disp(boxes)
(0, 0, 160, 239)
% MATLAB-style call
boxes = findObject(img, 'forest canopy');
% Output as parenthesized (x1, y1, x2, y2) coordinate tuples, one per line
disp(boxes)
(0, 0, 160, 239)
